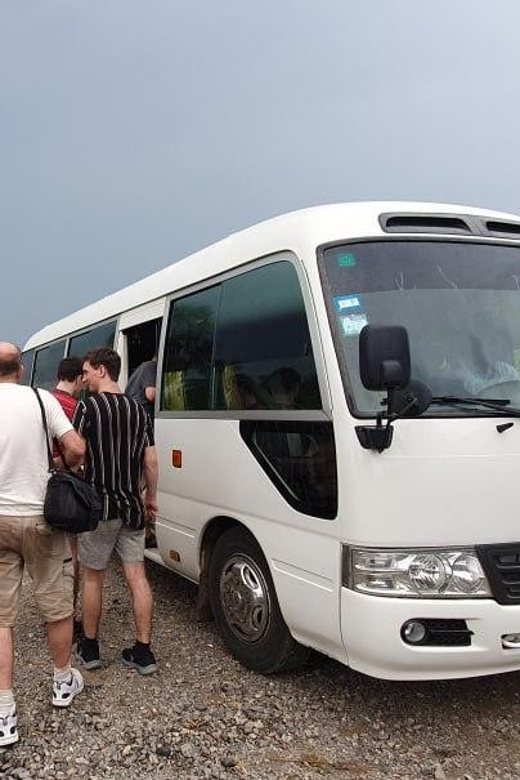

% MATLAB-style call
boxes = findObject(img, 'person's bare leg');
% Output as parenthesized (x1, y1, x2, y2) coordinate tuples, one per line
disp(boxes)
(0, 627, 14, 690)
(46, 617, 73, 668)
(122, 562, 153, 643)
(81, 567, 104, 638)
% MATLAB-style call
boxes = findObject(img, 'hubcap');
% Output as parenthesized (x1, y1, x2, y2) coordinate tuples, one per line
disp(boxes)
(219, 554, 270, 643)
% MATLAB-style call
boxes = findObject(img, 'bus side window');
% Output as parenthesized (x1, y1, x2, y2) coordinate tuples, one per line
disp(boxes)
(32, 340, 67, 389)
(68, 321, 116, 357)
(20, 349, 35, 386)
(241, 419, 338, 519)
(214, 261, 321, 411)
(67, 321, 117, 401)
(161, 286, 220, 411)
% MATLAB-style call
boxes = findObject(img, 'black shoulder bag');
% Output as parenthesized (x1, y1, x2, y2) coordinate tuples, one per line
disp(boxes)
(34, 389, 102, 534)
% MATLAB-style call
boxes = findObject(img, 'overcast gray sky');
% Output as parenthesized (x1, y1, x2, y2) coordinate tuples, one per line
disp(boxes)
(2, 0, 520, 346)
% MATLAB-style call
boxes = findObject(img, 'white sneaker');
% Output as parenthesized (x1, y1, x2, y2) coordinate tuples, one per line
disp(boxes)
(52, 667, 84, 708)
(0, 705, 18, 746)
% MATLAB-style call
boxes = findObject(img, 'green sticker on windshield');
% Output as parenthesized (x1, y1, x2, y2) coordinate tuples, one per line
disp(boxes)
(337, 252, 357, 268)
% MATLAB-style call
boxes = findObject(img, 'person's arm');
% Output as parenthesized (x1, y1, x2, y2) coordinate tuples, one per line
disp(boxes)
(44, 391, 85, 470)
(58, 429, 85, 470)
(67, 399, 90, 472)
(143, 445, 158, 520)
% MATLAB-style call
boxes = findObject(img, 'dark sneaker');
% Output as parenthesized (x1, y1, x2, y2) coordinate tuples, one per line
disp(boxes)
(122, 645, 157, 675)
(0, 706, 18, 747)
(52, 668, 84, 708)
(76, 637, 102, 670)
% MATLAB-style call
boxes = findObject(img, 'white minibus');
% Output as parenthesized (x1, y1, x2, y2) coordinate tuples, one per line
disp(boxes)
(22, 201, 520, 680)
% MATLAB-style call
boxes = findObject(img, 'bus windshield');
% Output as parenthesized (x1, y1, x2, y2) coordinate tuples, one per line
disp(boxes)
(320, 240, 520, 416)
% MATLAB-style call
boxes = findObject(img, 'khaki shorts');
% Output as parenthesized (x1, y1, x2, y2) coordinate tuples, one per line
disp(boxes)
(78, 519, 145, 571)
(0, 515, 74, 627)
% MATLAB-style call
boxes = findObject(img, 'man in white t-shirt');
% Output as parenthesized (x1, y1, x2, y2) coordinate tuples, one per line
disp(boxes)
(0, 343, 86, 747)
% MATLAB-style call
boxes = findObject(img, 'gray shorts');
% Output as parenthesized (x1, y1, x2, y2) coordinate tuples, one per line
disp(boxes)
(78, 519, 145, 570)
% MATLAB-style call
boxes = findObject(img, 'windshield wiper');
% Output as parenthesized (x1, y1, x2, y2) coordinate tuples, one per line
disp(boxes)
(430, 396, 520, 417)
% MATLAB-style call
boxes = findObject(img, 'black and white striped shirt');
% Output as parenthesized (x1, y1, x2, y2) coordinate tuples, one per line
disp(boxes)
(73, 392, 154, 529)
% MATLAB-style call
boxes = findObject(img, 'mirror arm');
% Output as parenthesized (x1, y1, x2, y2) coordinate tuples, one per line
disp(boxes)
(387, 395, 419, 423)
(355, 412, 394, 453)
(355, 393, 419, 453)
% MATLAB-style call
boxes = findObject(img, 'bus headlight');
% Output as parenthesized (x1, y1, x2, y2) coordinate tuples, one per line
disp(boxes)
(348, 547, 491, 598)
(408, 554, 448, 593)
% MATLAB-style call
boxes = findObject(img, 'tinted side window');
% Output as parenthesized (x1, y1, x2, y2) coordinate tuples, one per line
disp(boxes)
(161, 286, 220, 411)
(240, 420, 337, 519)
(20, 349, 35, 386)
(214, 262, 321, 411)
(68, 321, 116, 357)
(32, 341, 67, 389)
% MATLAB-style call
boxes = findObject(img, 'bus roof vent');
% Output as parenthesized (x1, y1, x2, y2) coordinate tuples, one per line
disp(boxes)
(380, 213, 474, 235)
(485, 220, 520, 238)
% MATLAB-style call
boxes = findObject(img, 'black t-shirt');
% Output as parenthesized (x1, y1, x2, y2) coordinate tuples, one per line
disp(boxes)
(73, 392, 155, 529)
(125, 360, 157, 418)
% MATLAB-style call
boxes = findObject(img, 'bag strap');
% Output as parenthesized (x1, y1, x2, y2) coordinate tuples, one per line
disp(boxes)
(33, 388, 55, 473)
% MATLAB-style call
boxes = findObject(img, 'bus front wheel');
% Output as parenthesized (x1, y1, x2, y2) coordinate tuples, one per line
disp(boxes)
(208, 527, 309, 673)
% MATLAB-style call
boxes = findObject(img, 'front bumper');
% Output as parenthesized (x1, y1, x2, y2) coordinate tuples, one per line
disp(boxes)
(343, 588, 520, 680)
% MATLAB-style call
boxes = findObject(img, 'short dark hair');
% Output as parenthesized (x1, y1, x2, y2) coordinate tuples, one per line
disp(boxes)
(57, 356, 83, 382)
(0, 346, 21, 377)
(84, 348, 121, 381)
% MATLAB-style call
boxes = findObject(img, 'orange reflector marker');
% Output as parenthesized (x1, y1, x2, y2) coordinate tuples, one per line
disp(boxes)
(172, 449, 183, 468)
(169, 550, 181, 562)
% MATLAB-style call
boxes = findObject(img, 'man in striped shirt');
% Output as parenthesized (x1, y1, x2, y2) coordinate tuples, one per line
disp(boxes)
(73, 348, 159, 675)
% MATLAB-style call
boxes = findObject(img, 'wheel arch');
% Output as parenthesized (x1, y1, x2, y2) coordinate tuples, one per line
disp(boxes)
(197, 515, 260, 620)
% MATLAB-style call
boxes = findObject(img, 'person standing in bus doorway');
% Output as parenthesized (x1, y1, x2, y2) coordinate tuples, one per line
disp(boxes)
(125, 354, 158, 547)
(125, 354, 157, 419)
(73, 348, 159, 675)
(0, 343, 85, 746)
(51, 356, 84, 642)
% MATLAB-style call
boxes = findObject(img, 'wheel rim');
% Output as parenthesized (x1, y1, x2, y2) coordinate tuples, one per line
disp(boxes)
(219, 554, 271, 644)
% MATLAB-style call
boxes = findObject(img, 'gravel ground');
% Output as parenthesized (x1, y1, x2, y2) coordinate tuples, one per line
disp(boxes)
(4, 560, 520, 780)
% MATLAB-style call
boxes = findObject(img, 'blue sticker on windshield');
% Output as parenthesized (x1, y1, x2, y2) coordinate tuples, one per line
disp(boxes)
(333, 294, 364, 313)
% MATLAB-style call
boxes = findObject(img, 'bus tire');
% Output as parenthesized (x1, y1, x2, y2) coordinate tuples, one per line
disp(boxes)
(208, 526, 309, 674)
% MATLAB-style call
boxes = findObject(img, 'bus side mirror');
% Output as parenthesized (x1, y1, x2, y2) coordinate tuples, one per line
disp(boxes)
(359, 325, 411, 391)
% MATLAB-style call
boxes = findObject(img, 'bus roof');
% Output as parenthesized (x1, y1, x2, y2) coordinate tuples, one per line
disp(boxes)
(24, 200, 520, 350)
